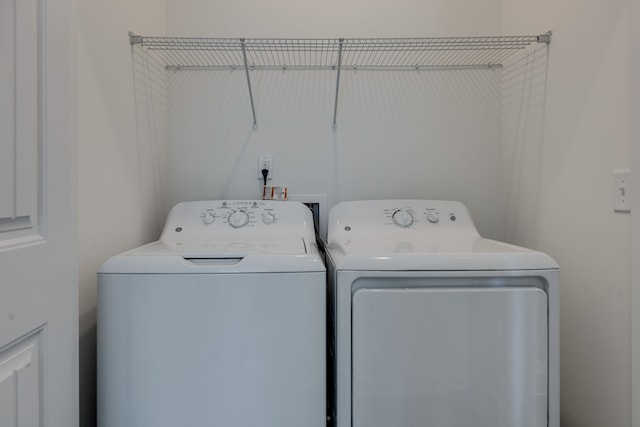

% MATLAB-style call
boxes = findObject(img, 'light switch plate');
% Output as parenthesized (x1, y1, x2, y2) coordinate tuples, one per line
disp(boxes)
(613, 169, 631, 212)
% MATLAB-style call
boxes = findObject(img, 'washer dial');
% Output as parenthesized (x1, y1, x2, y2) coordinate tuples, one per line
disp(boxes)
(228, 210, 250, 228)
(262, 212, 276, 224)
(392, 209, 415, 228)
(201, 212, 215, 224)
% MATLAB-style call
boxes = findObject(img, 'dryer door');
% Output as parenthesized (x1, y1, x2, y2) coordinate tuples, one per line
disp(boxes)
(352, 287, 547, 427)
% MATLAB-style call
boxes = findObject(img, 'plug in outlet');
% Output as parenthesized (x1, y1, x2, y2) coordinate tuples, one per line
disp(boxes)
(258, 155, 273, 181)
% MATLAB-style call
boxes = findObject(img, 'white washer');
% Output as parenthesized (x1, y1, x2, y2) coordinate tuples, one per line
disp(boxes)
(98, 200, 325, 427)
(326, 200, 559, 427)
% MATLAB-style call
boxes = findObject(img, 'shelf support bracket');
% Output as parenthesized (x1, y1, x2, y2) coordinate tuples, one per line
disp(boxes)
(240, 39, 258, 130)
(332, 38, 344, 131)
(129, 32, 142, 45)
(537, 31, 552, 44)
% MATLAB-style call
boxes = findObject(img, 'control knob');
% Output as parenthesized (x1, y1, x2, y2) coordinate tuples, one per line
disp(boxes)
(228, 210, 250, 228)
(392, 209, 414, 228)
(202, 212, 215, 224)
(427, 211, 440, 223)
(262, 212, 276, 224)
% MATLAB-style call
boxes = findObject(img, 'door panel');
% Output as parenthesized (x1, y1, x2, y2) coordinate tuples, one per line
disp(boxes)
(352, 287, 547, 427)
(0, 0, 16, 220)
(0, 0, 38, 236)
(0, 331, 41, 427)
(0, 0, 77, 426)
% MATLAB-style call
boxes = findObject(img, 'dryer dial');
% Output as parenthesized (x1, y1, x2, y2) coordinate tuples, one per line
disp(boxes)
(427, 211, 440, 223)
(228, 210, 250, 228)
(392, 209, 415, 228)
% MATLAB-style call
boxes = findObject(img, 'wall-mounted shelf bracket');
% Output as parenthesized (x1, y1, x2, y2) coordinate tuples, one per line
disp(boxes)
(536, 31, 552, 44)
(129, 32, 143, 45)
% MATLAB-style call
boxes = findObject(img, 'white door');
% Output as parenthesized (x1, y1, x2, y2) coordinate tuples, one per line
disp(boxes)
(0, 0, 77, 426)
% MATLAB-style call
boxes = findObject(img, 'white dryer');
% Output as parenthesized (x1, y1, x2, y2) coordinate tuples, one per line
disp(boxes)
(326, 200, 559, 427)
(98, 200, 325, 427)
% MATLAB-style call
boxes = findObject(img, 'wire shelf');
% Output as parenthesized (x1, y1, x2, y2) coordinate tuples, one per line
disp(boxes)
(340, 37, 545, 69)
(132, 34, 550, 69)
(130, 33, 551, 128)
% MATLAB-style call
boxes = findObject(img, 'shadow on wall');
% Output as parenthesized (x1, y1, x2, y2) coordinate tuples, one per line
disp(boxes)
(132, 42, 169, 226)
(80, 46, 171, 427)
(80, 309, 97, 427)
(127, 37, 550, 241)
(502, 44, 550, 248)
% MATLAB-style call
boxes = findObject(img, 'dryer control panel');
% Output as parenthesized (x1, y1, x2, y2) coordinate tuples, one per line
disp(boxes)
(328, 200, 481, 242)
(160, 200, 315, 241)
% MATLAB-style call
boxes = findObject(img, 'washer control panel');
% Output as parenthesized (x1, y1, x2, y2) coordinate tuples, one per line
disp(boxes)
(161, 200, 314, 240)
(195, 201, 280, 229)
(329, 200, 480, 241)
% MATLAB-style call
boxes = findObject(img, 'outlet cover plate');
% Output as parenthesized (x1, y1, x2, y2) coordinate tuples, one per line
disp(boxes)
(258, 155, 273, 180)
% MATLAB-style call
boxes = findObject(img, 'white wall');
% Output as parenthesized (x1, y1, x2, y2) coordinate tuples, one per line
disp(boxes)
(163, 67, 508, 238)
(163, 0, 505, 239)
(77, 1, 633, 427)
(167, 0, 501, 38)
(165, 2, 633, 426)
(502, 1, 631, 426)
(77, 2, 166, 426)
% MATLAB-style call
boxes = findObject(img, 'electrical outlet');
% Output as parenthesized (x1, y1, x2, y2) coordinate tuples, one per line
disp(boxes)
(258, 155, 273, 181)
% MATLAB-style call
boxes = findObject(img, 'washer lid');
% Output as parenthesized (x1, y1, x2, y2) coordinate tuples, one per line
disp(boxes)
(136, 238, 309, 257)
(99, 238, 325, 274)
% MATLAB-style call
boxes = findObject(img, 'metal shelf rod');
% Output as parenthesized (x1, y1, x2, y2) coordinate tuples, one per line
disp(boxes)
(333, 38, 344, 131)
(241, 38, 258, 130)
